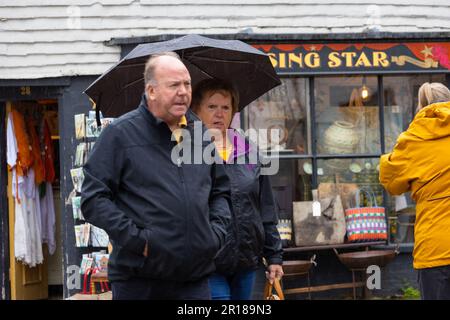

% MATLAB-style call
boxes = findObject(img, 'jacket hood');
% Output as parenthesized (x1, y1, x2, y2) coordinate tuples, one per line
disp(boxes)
(407, 101, 450, 140)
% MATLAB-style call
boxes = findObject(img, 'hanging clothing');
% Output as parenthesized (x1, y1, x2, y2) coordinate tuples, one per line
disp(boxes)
(13, 169, 44, 267)
(6, 113, 18, 169)
(7, 112, 44, 267)
(42, 119, 55, 183)
(7, 114, 28, 261)
(11, 109, 33, 176)
(27, 118, 45, 185)
(39, 118, 57, 255)
(22, 170, 44, 267)
(40, 182, 56, 255)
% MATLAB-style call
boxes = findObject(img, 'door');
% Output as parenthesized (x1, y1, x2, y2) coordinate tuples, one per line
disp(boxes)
(6, 102, 48, 300)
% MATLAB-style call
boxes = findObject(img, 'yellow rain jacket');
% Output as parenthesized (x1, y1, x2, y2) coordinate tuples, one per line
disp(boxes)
(380, 101, 450, 269)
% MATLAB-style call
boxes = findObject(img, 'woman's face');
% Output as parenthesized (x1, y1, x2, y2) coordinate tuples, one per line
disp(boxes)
(195, 90, 233, 135)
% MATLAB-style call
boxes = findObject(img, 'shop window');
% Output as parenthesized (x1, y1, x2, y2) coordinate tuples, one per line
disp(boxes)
(242, 78, 310, 154)
(244, 73, 448, 247)
(386, 192, 416, 244)
(317, 158, 382, 210)
(315, 76, 380, 155)
(270, 159, 313, 247)
(381, 74, 446, 244)
(383, 74, 447, 152)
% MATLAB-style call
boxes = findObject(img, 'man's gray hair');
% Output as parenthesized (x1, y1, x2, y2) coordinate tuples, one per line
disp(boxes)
(143, 51, 182, 86)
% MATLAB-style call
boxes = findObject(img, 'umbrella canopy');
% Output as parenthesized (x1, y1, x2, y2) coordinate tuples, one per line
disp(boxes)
(84, 34, 281, 118)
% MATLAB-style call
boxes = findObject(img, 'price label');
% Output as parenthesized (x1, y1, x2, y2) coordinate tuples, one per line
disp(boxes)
(312, 201, 321, 217)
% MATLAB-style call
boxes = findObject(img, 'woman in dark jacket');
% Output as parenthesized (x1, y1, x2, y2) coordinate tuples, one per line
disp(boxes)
(191, 79, 283, 300)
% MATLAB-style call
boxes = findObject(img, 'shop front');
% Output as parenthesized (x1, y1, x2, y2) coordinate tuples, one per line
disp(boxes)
(2, 33, 449, 300)
(245, 40, 450, 246)
(78, 33, 450, 299)
(239, 38, 450, 298)
(112, 33, 450, 298)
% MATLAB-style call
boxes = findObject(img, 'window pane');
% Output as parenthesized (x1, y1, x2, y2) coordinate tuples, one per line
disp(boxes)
(315, 76, 380, 154)
(243, 78, 310, 154)
(383, 74, 447, 152)
(317, 158, 383, 210)
(270, 159, 313, 247)
(386, 193, 416, 244)
(271, 159, 314, 216)
(381, 74, 446, 244)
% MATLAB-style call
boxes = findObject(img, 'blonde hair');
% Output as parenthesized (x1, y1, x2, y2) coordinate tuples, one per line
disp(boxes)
(416, 82, 450, 113)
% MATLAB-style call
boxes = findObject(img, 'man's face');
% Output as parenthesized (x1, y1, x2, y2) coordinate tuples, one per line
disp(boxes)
(195, 90, 233, 135)
(146, 56, 192, 123)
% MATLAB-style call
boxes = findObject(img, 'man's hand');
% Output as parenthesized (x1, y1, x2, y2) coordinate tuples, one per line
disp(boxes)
(143, 242, 149, 257)
(265, 264, 284, 284)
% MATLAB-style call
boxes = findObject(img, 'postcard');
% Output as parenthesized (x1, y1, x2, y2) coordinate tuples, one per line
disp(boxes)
(74, 142, 87, 167)
(70, 167, 85, 193)
(90, 225, 109, 247)
(74, 114, 86, 139)
(71, 196, 84, 220)
(86, 119, 102, 138)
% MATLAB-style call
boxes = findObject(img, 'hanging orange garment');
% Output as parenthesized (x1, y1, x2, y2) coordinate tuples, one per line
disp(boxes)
(11, 109, 34, 176)
(42, 118, 56, 183)
(27, 117, 45, 185)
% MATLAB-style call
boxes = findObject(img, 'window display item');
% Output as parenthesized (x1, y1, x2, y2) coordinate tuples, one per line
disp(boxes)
(318, 181, 359, 210)
(276, 219, 293, 248)
(345, 188, 387, 242)
(320, 120, 359, 169)
(293, 194, 346, 246)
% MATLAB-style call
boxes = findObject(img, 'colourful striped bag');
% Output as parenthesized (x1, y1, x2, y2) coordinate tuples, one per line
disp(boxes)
(345, 188, 388, 242)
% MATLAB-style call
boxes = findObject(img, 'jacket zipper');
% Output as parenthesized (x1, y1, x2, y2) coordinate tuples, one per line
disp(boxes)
(175, 146, 190, 276)
(176, 158, 184, 182)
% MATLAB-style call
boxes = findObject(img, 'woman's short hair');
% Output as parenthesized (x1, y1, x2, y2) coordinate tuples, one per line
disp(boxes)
(417, 82, 450, 113)
(191, 79, 239, 115)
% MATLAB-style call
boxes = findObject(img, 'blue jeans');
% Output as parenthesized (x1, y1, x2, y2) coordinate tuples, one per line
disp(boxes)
(208, 269, 256, 300)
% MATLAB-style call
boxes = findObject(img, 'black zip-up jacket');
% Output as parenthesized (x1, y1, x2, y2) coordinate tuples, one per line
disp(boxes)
(81, 95, 231, 282)
(214, 130, 283, 275)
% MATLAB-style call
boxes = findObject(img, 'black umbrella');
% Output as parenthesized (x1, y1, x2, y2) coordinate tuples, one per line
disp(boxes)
(84, 34, 281, 119)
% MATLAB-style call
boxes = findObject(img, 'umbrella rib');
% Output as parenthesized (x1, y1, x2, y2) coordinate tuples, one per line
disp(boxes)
(123, 77, 144, 90)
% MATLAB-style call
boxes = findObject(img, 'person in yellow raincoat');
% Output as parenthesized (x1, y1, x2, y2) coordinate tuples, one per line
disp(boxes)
(379, 82, 450, 300)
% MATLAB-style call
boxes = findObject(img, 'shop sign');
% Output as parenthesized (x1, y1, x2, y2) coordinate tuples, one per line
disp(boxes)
(252, 42, 450, 74)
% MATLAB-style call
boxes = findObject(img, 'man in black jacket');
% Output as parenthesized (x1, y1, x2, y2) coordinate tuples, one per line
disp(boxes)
(81, 52, 231, 300)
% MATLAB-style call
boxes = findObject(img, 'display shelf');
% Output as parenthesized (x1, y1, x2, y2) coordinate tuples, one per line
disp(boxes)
(283, 241, 386, 253)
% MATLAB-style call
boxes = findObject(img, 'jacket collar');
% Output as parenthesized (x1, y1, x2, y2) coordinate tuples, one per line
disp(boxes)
(138, 94, 164, 126)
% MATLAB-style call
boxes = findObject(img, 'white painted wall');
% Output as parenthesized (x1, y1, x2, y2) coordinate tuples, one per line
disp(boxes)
(1, 0, 449, 79)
